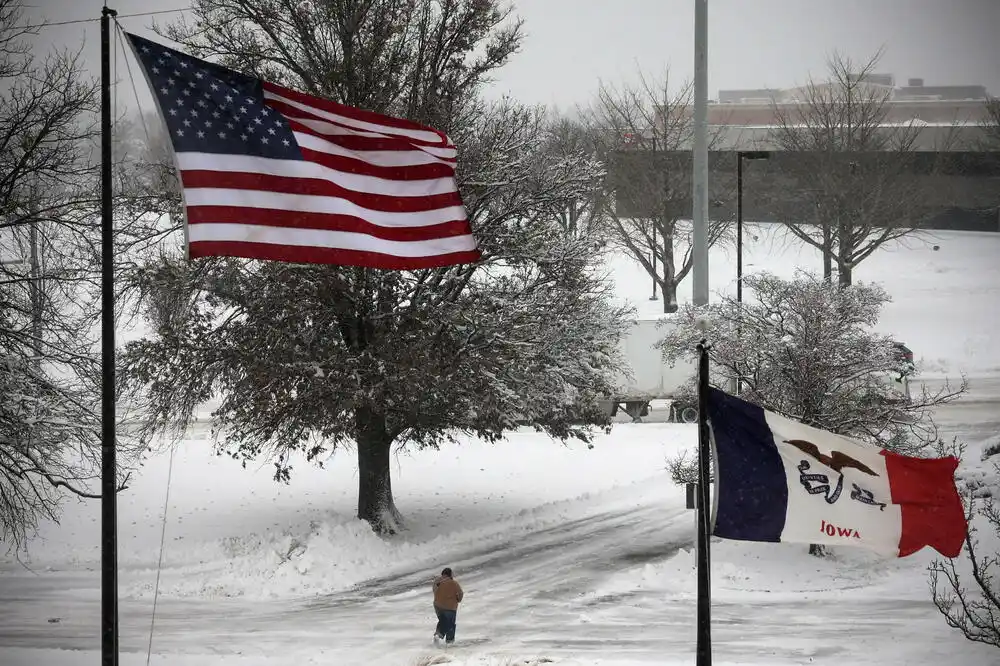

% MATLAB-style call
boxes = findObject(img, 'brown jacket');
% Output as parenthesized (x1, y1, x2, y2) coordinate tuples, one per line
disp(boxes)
(432, 575, 464, 611)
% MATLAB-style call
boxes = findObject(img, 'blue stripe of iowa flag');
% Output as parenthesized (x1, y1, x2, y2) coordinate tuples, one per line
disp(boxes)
(707, 387, 788, 541)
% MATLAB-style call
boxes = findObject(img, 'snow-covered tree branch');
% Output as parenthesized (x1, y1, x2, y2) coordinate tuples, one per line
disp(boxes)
(930, 441, 1000, 650)
(0, 0, 147, 551)
(659, 272, 965, 452)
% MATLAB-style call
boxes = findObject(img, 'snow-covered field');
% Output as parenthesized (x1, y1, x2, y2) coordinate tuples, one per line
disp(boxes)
(2, 228, 999, 666)
(613, 225, 1000, 380)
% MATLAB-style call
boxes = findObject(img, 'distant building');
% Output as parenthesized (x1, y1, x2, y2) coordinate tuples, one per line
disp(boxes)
(704, 74, 992, 150)
(613, 74, 1000, 232)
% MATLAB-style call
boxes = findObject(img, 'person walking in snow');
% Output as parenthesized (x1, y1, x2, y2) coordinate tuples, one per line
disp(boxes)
(432, 567, 464, 645)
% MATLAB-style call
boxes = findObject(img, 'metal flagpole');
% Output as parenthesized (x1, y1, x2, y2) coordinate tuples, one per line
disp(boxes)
(101, 6, 119, 666)
(691, 0, 710, 306)
(695, 340, 712, 666)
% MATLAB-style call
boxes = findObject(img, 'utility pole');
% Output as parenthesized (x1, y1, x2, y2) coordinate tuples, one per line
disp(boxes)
(692, 0, 710, 306)
(736, 151, 770, 304)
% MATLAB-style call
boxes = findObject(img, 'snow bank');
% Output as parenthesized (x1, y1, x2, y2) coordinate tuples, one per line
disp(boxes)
(118, 475, 682, 601)
(4, 650, 304, 666)
(8, 423, 694, 601)
(588, 537, 914, 605)
(406, 658, 750, 666)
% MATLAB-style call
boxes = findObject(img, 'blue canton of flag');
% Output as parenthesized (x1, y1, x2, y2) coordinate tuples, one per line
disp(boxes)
(129, 34, 299, 160)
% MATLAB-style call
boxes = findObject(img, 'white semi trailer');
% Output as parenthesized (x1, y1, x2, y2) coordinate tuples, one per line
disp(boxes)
(603, 318, 698, 422)
(601, 321, 916, 424)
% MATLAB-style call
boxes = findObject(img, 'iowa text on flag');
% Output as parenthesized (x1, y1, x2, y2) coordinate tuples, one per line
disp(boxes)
(125, 33, 480, 270)
(707, 388, 966, 558)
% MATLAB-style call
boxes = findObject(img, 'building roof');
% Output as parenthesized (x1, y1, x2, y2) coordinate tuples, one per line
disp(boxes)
(702, 124, 990, 152)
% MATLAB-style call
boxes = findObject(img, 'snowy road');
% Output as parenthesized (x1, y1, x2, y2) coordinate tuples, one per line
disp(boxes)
(927, 376, 1000, 444)
(1, 380, 997, 665)
(0, 497, 694, 662)
(0, 482, 985, 665)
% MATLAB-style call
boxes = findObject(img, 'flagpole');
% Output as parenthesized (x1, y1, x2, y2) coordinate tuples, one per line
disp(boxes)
(691, 0, 710, 306)
(696, 339, 712, 666)
(100, 6, 119, 666)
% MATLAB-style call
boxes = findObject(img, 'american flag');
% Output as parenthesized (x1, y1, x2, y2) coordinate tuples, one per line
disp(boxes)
(125, 33, 480, 270)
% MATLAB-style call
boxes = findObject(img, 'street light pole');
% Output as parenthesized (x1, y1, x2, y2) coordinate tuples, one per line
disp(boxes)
(736, 154, 743, 305)
(735, 151, 770, 304)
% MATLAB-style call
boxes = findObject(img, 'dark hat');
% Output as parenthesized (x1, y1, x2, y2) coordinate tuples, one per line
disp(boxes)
(441, 567, 453, 577)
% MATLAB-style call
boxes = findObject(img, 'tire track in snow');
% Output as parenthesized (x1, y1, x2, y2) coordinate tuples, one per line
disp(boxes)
(300, 487, 691, 611)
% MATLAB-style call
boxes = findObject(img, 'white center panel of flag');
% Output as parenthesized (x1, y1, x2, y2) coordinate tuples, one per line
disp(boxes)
(765, 411, 903, 556)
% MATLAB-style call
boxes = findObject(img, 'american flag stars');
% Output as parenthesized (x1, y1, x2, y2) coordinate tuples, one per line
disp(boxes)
(130, 35, 300, 160)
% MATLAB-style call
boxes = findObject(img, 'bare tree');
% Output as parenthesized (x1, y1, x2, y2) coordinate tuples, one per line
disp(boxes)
(579, 70, 733, 312)
(0, 1, 148, 551)
(769, 51, 940, 286)
(930, 441, 1000, 650)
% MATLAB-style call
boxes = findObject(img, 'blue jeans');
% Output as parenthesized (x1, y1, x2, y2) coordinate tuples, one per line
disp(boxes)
(434, 606, 457, 643)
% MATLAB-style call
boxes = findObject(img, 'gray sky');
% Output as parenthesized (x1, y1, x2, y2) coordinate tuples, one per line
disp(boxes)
(22, 0, 1000, 114)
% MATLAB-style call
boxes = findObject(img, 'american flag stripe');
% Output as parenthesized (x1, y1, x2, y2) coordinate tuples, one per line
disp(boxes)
(184, 189, 468, 226)
(274, 105, 459, 160)
(189, 223, 477, 254)
(186, 207, 474, 241)
(176, 154, 461, 201)
(181, 170, 465, 212)
(127, 33, 478, 269)
(291, 125, 457, 169)
(277, 108, 458, 157)
(298, 147, 456, 182)
(189, 242, 481, 270)
(265, 96, 457, 159)
(263, 82, 455, 149)
(286, 115, 456, 162)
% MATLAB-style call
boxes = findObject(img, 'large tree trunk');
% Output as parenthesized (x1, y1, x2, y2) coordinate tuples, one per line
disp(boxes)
(661, 286, 679, 313)
(837, 264, 853, 287)
(355, 406, 403, 535)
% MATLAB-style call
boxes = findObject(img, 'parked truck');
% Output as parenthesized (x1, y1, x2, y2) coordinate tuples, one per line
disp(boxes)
(601, 320, 915, 424)
(602, 318, 696, 422)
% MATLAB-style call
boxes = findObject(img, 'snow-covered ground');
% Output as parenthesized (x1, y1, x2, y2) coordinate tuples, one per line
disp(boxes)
(611, 225, 1000, 380)
(2, 229, 999, 666)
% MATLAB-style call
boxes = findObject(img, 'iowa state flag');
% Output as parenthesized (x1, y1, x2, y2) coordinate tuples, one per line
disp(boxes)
(707, 388, 967, 558)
